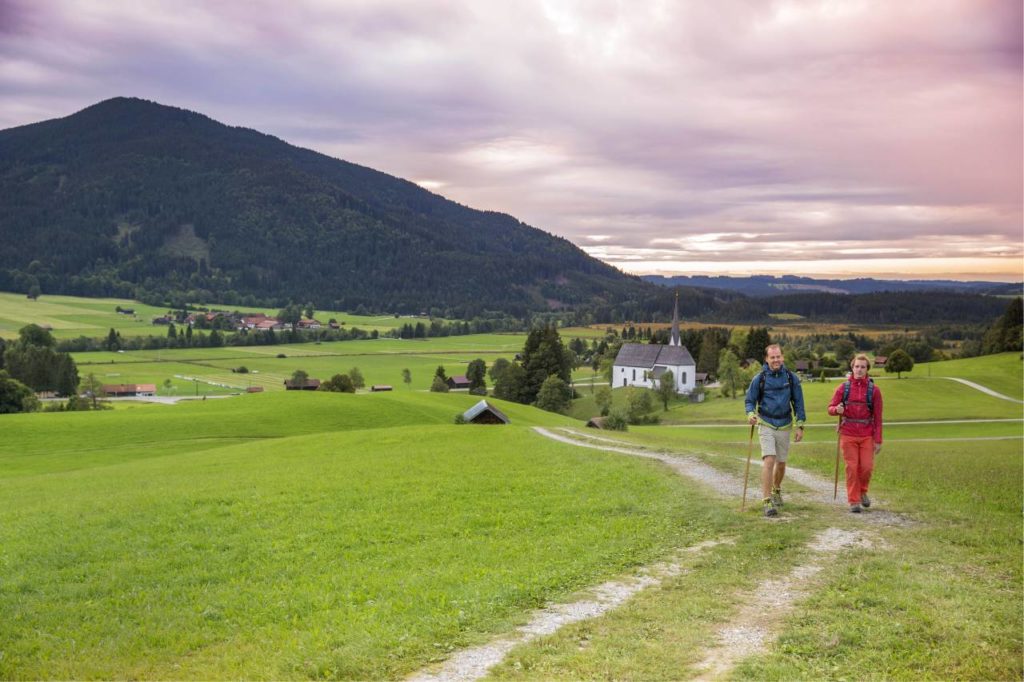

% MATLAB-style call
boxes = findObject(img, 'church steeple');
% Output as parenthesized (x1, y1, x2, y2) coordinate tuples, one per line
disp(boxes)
(670, 290, 681, 347)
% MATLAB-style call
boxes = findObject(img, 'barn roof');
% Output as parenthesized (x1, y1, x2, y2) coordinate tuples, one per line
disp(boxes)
(462, 400, 510, 424)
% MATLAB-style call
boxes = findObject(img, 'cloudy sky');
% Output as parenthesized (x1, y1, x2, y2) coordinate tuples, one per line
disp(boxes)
(2, 0, 1021, 281)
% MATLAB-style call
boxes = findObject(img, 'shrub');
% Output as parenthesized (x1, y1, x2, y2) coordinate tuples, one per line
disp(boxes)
(604, 409, 628, 431)
(320, 374, 355, 393)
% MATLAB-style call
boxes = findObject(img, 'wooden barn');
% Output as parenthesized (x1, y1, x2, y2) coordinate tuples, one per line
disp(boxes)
(461, 400, 510, 425)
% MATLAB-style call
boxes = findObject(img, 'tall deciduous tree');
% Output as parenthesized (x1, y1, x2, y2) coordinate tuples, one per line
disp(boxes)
(655, 369, 676, 410)
(717, 349, 744, 399)
(0, 370, 37, 413)
(595, 385, 613, 416)
(348, 367, 365, 389)
(885, 349, 914, 378)
(401, 368, 412, 389)
(535, 375, 572, 414)
(466, 359, 487, 392)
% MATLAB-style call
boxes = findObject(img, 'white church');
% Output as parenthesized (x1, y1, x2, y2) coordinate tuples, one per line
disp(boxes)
(612, 292, 697, 394)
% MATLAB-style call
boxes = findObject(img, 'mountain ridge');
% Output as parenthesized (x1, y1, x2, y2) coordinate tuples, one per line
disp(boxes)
(643, 274, 1021, 297)
(0, 97, 653, 316)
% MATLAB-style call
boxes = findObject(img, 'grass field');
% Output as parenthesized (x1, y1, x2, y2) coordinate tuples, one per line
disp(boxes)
(0, 392, 728, 679)
(71, 336, 529, 393)
(1, 293, 1021, 679)
(0, 291, 450, 340)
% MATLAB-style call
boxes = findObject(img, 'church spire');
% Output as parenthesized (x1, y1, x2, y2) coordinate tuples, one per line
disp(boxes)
(670, 290, 681, 347)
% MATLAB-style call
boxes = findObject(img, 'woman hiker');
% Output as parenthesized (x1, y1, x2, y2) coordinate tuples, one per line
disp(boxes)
(827, 353, 884, 513)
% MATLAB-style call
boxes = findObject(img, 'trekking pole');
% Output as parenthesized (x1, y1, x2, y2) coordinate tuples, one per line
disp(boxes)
(740, 423, 756, 511)
(833, 419, 842, 501)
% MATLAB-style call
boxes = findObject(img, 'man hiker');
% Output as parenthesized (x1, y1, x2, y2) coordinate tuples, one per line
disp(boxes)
(745, 344, 806, 517)
(827, 353, 884, 513)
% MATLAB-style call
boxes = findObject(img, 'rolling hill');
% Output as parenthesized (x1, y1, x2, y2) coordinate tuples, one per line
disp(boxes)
(0, 97, 654, 316)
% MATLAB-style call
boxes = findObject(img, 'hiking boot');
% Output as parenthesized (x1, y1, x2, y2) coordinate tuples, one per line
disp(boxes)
(763, 498, 778, 518)
(861, 493, 871, 508)
(771, 487, 783, 507)
(850, 503, 862, 513)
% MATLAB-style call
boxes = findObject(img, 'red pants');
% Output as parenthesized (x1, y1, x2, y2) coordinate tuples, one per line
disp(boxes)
(841, 434, 875, 505)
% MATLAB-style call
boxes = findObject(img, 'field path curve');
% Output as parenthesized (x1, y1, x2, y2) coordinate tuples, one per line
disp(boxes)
(940, 377, 1024, 403)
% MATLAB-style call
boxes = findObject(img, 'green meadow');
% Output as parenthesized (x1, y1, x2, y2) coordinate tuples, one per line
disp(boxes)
(1, 392, 716, 679)
(1, 289, 1021, 680)
(72, 336, 528, 393)
(0, 291, 447, 339)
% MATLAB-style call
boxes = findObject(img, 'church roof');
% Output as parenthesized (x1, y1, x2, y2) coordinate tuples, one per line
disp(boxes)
(614, 343, 695, 368)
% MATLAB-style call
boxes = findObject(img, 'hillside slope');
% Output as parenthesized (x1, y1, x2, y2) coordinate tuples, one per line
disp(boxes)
(0, 97, 652, 315)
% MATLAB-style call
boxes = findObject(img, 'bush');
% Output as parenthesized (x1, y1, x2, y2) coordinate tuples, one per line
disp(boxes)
(233, 366, 249, 374)
(276, 353, 287, 359)
(453, 413, 466, 424)
(625, 387, 659, 424)
(604, 409, 628, 431)
(535, 375, 572, 414)
(430, 375, 450, 393)
(320, 374, 355, 393)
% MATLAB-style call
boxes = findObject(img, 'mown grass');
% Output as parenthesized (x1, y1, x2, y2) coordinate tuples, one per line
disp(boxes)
(0, 392, 731, 679)
(915, 351, 1023, 400)
(72, 336, 529, 392)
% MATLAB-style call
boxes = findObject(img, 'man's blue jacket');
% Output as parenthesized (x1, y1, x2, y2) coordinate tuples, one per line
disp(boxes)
(744, 362, 806, 429)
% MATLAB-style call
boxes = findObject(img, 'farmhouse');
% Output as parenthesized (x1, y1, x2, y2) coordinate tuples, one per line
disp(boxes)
(462, 400, 510, 424)
(873, 355, 888, 369)
(612, 292, 697, 394)
(446, 375, 471, 390)
(284, 378, 321, 390)
(102, 383, 157, 397)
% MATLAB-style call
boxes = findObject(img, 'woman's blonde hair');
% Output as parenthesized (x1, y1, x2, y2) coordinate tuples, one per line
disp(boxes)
(851, 353, 871, 370)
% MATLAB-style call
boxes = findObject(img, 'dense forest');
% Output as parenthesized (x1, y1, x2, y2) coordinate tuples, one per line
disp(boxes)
(0, 97, 654, 317)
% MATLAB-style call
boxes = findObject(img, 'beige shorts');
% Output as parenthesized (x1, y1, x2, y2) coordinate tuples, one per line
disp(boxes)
(758, 425, 792, 462)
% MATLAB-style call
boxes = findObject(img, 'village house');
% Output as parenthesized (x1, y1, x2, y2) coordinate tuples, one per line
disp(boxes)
(612, 292, 697, 394)
(102, 383, 157, 397)
(283, 378, 321, 390)
(446, 375, 471, 390)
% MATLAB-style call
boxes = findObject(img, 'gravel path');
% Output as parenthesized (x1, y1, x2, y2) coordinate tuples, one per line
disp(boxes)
(406, 426, 909, 681)
(407, 539, 731, 682)
(692, 527, 881, 680)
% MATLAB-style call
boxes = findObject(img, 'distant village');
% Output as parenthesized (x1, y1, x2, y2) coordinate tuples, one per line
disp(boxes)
(148, 309, 336, 332)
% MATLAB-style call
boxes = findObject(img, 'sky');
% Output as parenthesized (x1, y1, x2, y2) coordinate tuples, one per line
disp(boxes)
(1, 0, 1022, 282)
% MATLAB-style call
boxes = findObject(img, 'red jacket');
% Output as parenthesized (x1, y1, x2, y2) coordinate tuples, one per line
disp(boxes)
(828, 374, 883, 443)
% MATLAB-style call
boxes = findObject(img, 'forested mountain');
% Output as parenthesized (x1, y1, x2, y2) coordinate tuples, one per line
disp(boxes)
(0, 97, 655, 316)
(707, 291, 1010, 325)
(644, 274, 1021, 297)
